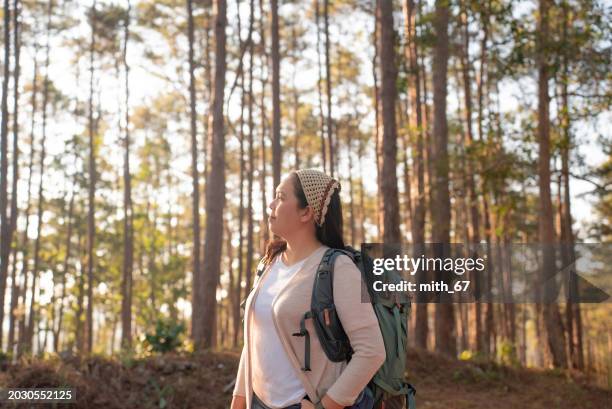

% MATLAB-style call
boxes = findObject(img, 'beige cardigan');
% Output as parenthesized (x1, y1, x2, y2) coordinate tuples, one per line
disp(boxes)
(233, 245, 386, 408)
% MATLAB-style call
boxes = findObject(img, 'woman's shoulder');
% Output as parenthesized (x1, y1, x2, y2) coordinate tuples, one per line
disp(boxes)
(333, 252, 362, 282)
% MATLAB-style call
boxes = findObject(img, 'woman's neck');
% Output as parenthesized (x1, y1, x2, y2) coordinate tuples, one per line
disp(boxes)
(282, 236, 322, 267)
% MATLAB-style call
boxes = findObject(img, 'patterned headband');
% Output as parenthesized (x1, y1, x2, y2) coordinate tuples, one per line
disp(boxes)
(295, 169, 341, 226)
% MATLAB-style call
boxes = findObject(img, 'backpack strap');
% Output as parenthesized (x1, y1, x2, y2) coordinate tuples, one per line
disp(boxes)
(292, 311, 313, 371)
(407, 383, 417, 409)
(293, 248, 354, 372)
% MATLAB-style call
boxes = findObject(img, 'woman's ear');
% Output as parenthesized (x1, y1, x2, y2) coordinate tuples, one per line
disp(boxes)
(299, 205, 315, 224)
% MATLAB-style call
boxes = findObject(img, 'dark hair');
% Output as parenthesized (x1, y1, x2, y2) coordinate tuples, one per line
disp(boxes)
(263, 171, 345, 265)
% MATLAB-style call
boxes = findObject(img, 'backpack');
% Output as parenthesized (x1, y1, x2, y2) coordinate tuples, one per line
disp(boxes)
(254, 246, 416, 409)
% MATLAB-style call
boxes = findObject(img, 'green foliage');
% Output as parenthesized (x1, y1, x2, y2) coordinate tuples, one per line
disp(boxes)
(497, 340, 520, 368)
(143, 319, 185, 354)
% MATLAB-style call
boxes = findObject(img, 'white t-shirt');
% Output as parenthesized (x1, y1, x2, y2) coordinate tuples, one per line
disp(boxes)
(251, 255, 307, 408)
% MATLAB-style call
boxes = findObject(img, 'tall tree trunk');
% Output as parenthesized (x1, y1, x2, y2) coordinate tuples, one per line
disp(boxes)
(377, 0, 401, 244)
(86, 0, 97, 355)
(476, 4, 491, 355)
(372, 9, 384, 240)
(459, 0, 483, 353)
(187, 0, 201, 345)
(357, 142, 366, 244)
(5, 0, 21, 353)
(26, 1, 52, 354)
(347, 128, 355, 245)
(314, 0, 326, 171)
(76, 230, 85, 355)
(323, 0, 334, 176)
(537, 0, 567, 369)
(198, 0, 227, 350)
(237, 48, 246, 350)
(271, 0, 281, 188)
(559, 0, 583, 370)
(0, 0, 11, 348)
(15, 47, 38, 358)
(259, 0, 269, 250)
(245, 0, 256, 327)
(54, 191, 74, 352)
(121, 1, 133, 350)
(404, 0, 428, 349)
(291, 25, 300, 169)
(432, 0, 455, 358)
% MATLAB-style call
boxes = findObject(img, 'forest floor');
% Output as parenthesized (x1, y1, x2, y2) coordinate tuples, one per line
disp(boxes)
(0, 348, 610, 409)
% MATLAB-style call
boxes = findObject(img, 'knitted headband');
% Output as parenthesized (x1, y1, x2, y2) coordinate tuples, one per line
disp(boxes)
(295, 169, 340, 226)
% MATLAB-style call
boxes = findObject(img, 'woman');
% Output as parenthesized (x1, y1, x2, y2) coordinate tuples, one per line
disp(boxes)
(231, 169, 386, 409)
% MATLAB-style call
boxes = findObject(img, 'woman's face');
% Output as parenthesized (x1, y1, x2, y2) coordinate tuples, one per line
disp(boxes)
(268, 174, 312, 238)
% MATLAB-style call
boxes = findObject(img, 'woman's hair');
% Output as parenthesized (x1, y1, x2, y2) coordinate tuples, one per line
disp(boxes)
(263, 171, 345, 265)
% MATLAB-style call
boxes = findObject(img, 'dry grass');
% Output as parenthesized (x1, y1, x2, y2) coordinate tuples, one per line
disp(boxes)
(0, 349, 610, 408)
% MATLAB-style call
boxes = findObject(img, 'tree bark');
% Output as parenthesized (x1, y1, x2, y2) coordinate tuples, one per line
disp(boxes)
(26, 1, 52, 354)
(431, 0, 455, 358)
(121, 1, 133, 351)
(187, 0, 201, 346)
(54, 191, 74, 352)
(271, 0, 281, 188)
(15, 47, 38, 358)
(198, 0, 227, 350)
(377, 0, 401, 244)
(315, 0, 327, 172)
(245, 0, 256, 331)
(323, 0, 334, 176)
(559, 0, 583, 370)
(537, 0, 567, 369)
(404, 0, 428, 349)
(0, 0, 12, 348)
(259, 0, 269, 250)
(5, 0, 21, 353)
(86, 0, 98, 355)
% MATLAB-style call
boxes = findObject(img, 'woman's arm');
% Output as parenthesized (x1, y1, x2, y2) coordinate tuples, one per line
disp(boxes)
(323, 255, 386, 407)
(231, 395, 247, 409)
(232, 345, 247, 403)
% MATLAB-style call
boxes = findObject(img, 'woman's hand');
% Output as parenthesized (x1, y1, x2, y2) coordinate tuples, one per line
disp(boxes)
(300, 399, 315, 409)
(300, 395, 344, 409)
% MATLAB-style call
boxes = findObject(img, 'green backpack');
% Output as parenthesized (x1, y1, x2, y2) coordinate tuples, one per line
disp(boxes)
(255, 246, 416, 409)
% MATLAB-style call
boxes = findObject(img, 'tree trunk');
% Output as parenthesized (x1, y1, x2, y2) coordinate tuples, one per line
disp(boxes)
(245, 0, 256, 328)
(26, 1, 52, 354)
(537, 0, 567, 369)
(347, 128, 355, 245)
(431, 0, 455, 358)
(5, 0, 21, 353)
(54, 192, 74, 352)
(76, 230, 85, 355)
(86, 0, 98, 355)
(559, 0, 583, 370)
(377, 0, 401, 244)
(187, 0, 201, 345)
(0, 0, 11, 348)
(315, 0, 327, 172)
(15, 47, 38, 358)
(259, 0, 269, 250)
(323, 0, 334, 176)
(271, 0, 281, 188)
(121, 0, 133, 351)
(404, 0, 428, 349)
(198, 0, 227, 350)
(372, 8, 383, 240)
